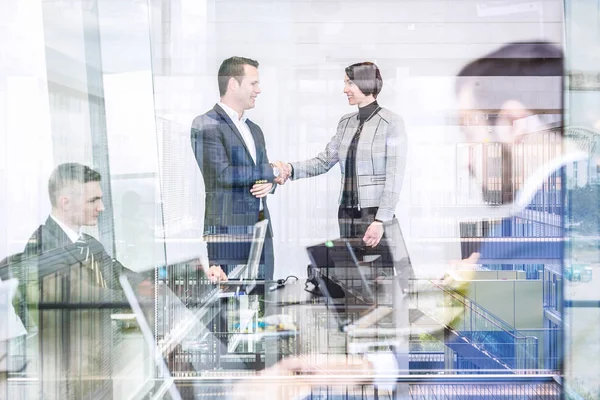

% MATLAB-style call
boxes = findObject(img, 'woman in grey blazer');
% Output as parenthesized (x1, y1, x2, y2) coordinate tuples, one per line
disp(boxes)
(285, 62, 410, 277)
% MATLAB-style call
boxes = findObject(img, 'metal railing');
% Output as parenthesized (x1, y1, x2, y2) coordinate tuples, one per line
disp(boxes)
(414, 279, 539, 372)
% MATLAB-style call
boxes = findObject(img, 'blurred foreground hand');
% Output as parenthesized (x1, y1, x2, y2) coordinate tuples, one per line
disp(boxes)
(230, 355, 374, 400)
(191, 259, 228, 282)
(205, 265, 227, 282)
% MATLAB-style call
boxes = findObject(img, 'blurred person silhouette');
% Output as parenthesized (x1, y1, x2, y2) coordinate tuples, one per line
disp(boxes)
(454, 42, 565, 266)
(232, 42, 572, 397)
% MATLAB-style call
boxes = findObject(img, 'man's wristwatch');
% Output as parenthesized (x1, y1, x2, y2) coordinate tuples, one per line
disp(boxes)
(270, 163, 280, 178)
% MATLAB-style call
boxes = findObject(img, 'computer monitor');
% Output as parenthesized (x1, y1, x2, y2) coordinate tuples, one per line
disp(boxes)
(306, 239, 374, 303)
(218, 219, 268, 297)
(243, 219, 268, 282)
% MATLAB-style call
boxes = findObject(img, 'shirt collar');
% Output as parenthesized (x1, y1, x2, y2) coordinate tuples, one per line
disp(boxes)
(218, 101, 248, 123)
(50, 214, 82, 243)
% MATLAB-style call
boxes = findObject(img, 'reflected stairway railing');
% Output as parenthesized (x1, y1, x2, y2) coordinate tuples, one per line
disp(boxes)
(412, 278, 539, 372)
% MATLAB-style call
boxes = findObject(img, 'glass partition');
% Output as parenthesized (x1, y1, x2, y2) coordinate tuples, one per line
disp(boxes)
(564, 1, 600, 399)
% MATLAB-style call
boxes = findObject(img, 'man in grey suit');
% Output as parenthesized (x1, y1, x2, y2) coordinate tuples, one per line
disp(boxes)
(191, 56, 283, 280)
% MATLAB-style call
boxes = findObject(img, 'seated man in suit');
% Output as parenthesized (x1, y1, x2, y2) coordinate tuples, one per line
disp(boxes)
(13, 163, 225, 399)
(22, 163, 124, 289)
(20, 163, 225, 283)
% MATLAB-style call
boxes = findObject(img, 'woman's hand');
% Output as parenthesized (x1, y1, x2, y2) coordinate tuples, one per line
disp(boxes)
(363, 221, 384, 247)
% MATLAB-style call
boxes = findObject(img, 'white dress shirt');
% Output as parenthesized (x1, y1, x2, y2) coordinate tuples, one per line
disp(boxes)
(218, 101, 257, 164)
(50, 215, 82, 243)
(218, 101, 266, 211)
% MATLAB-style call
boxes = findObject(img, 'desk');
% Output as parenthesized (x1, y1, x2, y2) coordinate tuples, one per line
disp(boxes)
(259, 280, 391, 369)
(157, 272, 405, 379)
(263, 280, 317, 306)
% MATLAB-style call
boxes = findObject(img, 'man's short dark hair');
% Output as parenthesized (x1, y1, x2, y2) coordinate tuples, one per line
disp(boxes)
(345, 62, 383, 98)
(455, 41, 563, 109)
(218, 56, 259, 97)
(48, 163, 101, 207)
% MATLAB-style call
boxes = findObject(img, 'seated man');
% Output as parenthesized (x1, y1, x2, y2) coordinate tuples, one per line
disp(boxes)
(13, 163, 225, 399)
(20, 162, 225, 285)
(22, 163, 124, 290)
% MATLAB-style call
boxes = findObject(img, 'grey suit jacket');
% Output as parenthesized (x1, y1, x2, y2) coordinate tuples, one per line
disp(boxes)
(291, 107, 407, 222)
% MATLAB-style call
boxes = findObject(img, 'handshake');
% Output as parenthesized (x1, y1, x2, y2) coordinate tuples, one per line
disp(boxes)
(251, 161, 293, 199)
(272, 161, 293, 185)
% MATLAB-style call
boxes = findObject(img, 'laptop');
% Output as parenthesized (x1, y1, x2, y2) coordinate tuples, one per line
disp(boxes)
(217, 219, 268, 298)
(120, 274, 255, 397)
(306, 239, 374, 303)
(306, 240, 395, 337)
(119, 274, 184, 400)
(120, 274, 236, 398)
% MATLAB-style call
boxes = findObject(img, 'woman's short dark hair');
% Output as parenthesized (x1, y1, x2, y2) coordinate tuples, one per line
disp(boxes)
(218, 56, 259, 97)
(345, 62, 383, 98)
(48, 163, 101, 207)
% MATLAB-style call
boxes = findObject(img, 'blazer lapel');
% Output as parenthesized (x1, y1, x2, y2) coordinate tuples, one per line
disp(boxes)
(246, 121, 264, 164)
(213, 104, 254, 164)
(338, 113, 359, 167)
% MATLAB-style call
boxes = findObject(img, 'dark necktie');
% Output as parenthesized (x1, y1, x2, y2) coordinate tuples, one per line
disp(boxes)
(74, 235, 106, 288)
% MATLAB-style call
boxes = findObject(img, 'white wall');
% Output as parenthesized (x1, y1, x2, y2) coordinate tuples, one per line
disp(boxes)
(0, 0, 53, 260)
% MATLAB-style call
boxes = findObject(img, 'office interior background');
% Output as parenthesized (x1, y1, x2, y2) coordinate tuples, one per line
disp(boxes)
(1, 0, 600, 398)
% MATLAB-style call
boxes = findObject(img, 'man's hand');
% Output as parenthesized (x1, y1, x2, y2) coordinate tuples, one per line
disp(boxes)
(273, 161, 292, 185)
(206, 265, 228, 282)
(444, 252, 480, 292)
(191, 259, 228, 282)
(231, 355, 374, 400)
(449, 252, 480, 269)
(250, 182, 273, 198)
(363, 221, 384, 247)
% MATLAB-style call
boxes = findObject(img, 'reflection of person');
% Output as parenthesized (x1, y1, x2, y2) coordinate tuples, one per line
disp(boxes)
(16, 163, 225, 399)
(231, 355, 376, 400)
(275, 62, 409, 274)
(16, 163, 127, 399)
(191, 56, 280, 280)
(455, 42, 564, 264)
(244, 45, 567, 393)
(442, 42, 569, 375)
(22, 163, 124, 287)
